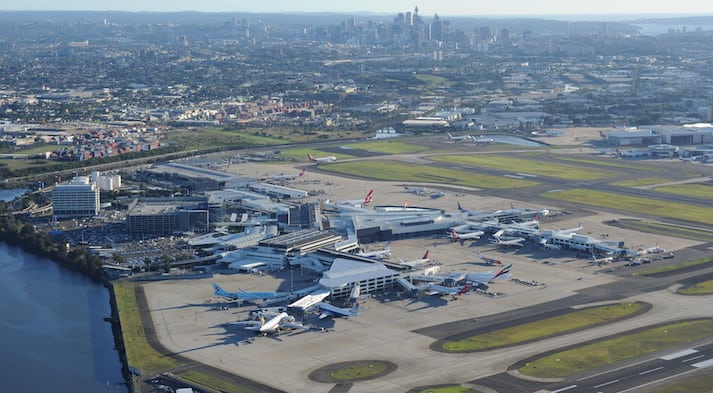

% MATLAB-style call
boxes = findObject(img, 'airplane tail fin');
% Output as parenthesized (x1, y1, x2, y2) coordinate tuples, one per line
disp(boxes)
(363, 189, 374, 204)
(422, 250, 429, 259)
(447, 132, 454, 139)
(299, 169, 305, 176)
(308, 154, 316, 161)
(457, 201, 464, 211)
(493, 264, 512, 280)
(212, 283, 225, 296)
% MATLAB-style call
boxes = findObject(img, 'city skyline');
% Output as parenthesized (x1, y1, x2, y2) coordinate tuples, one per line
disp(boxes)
(3, 0, 713, 18)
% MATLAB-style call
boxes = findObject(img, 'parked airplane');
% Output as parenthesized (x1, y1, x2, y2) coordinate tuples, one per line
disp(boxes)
(554, 222, 583, 235)
(233, 312, 308, 335)
(466, 263, 513, 284)
(212, 283, 294, 304)
(399, 250, 430, 267)
(423, 282, 470, 297)
(450, 229, 484, 245)
(492, 235, 526, 247)
(268, 169, 305, 182)
(315, 302, 360, 319)
(404, 185, 429, 195)
(592, 255, 614, 266)
(477, 251, 502, 266)
(472, 136, 495, 144)
(356, 242, 391, 259)
(339, 189, 374, 208)
(447, 132, 475, 142)
(308, 153, 337, 164)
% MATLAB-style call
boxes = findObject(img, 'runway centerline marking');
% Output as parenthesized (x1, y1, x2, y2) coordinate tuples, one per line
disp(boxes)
(639, 366, 664, 375)
(550, 385, 578, 393)
(682, 355, 705, 363)
(593, 379, 620, 389)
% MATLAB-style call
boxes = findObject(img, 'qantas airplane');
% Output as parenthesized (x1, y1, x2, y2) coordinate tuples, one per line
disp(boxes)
(450, 229, 484, 245)
(398, 250, 430, 268)
(339, 189, 374, 208)
(308, 153, 337, 164)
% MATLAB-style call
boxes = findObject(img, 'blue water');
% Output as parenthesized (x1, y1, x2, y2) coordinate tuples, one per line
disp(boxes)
(0, 242, 127, 392)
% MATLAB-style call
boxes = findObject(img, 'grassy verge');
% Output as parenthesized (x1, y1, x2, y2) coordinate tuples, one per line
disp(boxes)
(179, 370, 254, 393)
(544, 189, 713, 225)
(553, 156, 651, 170)
(610, 177, 669, 187)
(606, 219, 713, 243)
(113, 282, 180, 375)
(634, 256, 713, 276)
(430, 155, 613, 180)
(318, 160, 538, 189)
(678, 280, 713, 295)
(330, 361, 388, 381)
(655, 184, 713, 199)
(343, 140, 429, 154)
(442, 303, 643, 352)
(279, 147, 355, 163)
(519, 319, 713, 378)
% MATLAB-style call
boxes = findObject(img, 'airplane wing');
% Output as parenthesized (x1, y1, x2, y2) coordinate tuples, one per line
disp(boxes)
(423, 284, 459, 296)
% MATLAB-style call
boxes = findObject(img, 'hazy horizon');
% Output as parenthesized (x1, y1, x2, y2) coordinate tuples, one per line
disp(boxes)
(2, 0, 713, 20)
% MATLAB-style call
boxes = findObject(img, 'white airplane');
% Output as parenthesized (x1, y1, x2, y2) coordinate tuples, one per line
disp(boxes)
(554, 222, 583, 235)
(212, 283, 294, 304)
(315, 302, 360, 319)
(592, 255, 614, 265)
(447, 132, 475, 143)
(356, 242, 391, 259)
(472, 136, 495, 144)
(233, 312, 308, 335)
(268, 169, 305, 182)
(404, 185, 429, 195)
(477, 251, 502, 266)
(308, 153, 337, 164)
(645, 242, 665, 254)
(339, 189, 374, 208)
(422, 282, 471, 297)
(450, 229, 484, 245)
(399, 250, 430, 267)
(466, 263, 513, 284)
(492, 235, 526, 247)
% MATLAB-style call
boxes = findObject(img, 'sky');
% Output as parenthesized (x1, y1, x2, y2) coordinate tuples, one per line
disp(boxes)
(2, 0, 713, 17)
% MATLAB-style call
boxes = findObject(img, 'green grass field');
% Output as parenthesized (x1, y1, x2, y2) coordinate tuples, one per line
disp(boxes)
(442, 303, 642, 352)
(413, 74, 454, 89)
(519, 319, 713, 378)
(634, 256, 713, 276)
(552, 156, 651, 170)
(318, 160, 538, 189)
(179, 370, 255, 393)
(544, 189, 713, 225)
(343, 140, 429, 154)
(170, 128, 289, 150)
(610, 177, 669, 187)
(279, 147, 356, 163)
(607, 219, 713, 243)
(678, 280, 713, 295)
(330, 361, 388, 381)
(430, 155, 614, 180)
(113, 282, 179, 375)
(655, 184, 713, 199)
